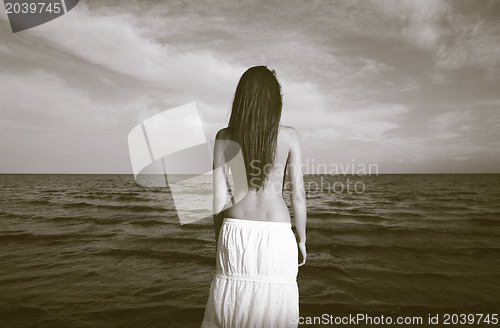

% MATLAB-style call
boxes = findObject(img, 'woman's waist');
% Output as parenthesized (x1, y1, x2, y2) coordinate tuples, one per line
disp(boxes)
(224, 203, 290, 223)
(223, 217, 292, 226)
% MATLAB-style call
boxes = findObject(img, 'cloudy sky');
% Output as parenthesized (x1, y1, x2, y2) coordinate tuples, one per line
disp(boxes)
(1, 0, 499, 173)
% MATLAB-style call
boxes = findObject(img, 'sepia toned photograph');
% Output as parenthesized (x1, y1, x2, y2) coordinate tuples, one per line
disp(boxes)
(1, 1, 499, 327)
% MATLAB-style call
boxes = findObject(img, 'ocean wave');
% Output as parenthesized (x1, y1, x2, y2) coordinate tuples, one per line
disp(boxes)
(128, 219, 170, 227)
(147, 236, 212, 246)
(461, 217, 500, 226)
(306, 224, 389, 233)
(60, 201, 170, 213)
(412, 204, 476, 212)
(178, 222, 213, 230)
(306, 224, 500, 237)
(25, 199, 53, 206)
(73, 192, 160, 203)
(91, 248, 214, 266)
(311, 243, 500, 257)
(308, 212, 392, 222)
(0, 232, 118, 243)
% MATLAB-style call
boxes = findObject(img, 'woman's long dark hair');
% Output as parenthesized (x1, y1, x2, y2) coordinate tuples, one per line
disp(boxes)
(228, 66, 283, 190)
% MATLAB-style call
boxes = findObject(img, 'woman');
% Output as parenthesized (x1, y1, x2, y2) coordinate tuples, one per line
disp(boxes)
(201, 66, 307, 328)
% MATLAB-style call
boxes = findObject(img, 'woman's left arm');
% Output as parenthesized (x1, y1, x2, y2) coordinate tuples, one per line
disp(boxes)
(212, 130, 229, 252)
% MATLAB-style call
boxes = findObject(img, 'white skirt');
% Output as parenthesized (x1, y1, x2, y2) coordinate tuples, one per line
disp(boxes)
(201, 217, 299, 328)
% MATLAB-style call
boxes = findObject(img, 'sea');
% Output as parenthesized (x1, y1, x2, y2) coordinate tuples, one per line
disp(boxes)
(0, 174, 499, 328)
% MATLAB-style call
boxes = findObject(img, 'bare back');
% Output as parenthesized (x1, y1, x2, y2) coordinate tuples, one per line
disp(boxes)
(218, 125, 295, 223)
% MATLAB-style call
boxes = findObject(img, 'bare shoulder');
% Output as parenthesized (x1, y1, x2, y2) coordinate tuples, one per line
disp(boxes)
(215, 127, 230, 140)
(279, 125, 300, 145)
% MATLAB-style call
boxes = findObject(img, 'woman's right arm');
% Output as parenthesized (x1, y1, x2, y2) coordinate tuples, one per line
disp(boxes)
(287, 127, 307, 266)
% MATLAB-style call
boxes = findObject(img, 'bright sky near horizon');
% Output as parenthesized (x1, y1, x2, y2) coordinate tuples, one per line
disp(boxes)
(1, 0, 499, 173)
